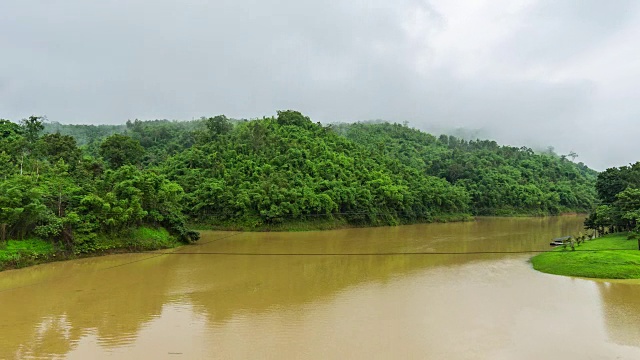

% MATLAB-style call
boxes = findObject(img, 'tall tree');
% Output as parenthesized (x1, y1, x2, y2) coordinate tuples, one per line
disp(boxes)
(37, 133, 82, 167)
(204, 115, 233, 139)
(20, 116, 44, 144)
(99, 134, 145, 169)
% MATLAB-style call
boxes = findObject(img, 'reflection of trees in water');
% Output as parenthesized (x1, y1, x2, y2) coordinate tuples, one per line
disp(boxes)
(0, 216, 586, 358)
(15, 315, 73, 359)
(177, 251, 451, 324)
(180, 216, 586, 324)
(0, 255, 175, 358)
(597, 281, 640, 347)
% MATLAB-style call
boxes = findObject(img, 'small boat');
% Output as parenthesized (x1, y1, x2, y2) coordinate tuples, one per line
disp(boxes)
(550, 236, 572, 246)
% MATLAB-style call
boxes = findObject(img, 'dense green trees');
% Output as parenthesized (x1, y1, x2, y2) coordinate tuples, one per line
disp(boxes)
(336, 122, 596, 216)
(156, 111, 595, 228)
(2, 110, 600, 249)
(586, 162, 640, 234)
(99, 134, 145, 168)
(37, 133, 82, 167)
(0, 116, 197, 250)
(124, 119, 201, 164)
(203, 115, 233, 140)
(159, 111, 471, 228)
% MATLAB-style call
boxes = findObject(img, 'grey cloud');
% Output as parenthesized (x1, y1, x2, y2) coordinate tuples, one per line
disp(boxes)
(0, 0, 638, 170)
(1, 0, 435, 118)
(498, 0, 639, 66)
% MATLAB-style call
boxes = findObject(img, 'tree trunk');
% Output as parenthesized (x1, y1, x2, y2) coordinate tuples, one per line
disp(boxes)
(0, 223, 6, 244)
(58, 191, 63, 217)
(62, 225, 74, 250)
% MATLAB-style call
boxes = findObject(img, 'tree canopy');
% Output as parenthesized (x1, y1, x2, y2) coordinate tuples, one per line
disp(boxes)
(1, 111, 599, 248)
(586, 162, 640, 234)
(0, 117, 197, 248)
(99, 134, 146, 169)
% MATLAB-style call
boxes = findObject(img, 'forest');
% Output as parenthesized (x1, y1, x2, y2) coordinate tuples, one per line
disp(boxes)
(1, 111, 598, 262)
(585, 162, 640, 235)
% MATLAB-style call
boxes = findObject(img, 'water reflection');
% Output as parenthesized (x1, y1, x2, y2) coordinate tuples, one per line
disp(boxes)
(0, 216, 639, 359)
(171, 216, 585, 324)
(0, 255, 176, 358)
(597, 280, 640, 347)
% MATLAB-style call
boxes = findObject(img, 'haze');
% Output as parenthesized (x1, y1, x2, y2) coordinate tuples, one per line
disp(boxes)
(1, 0, 639, 170)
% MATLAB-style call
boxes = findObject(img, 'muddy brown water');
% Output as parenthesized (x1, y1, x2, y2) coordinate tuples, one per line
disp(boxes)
(1, 216, 639, 359)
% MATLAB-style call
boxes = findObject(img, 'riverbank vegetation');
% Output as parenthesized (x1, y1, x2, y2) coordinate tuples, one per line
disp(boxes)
(0, 116, 198, 270)
(531, 233, 640, 279)
(532, 161, 640, 279)
(585, 162, 640, 235)
(2, 111, 597, 269)
(0, 226, 177, 271)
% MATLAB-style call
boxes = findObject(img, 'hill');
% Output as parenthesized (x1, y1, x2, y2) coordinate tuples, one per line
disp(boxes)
(1, 111, 597, 247)
(335, 122, 596, 216)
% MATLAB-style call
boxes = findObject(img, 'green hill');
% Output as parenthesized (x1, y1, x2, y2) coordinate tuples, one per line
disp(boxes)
(162, 112, 470, 229)
(1, 111, 597, 246)
(336, 122, 597, 216)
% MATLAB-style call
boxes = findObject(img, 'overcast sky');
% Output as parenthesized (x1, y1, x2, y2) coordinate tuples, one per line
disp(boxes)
(1, 0, 639, 170)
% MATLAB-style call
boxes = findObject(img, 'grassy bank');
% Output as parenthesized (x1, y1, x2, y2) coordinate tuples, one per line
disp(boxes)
(531, 233, 640, 279)
(0, 226, 180, 272)
(189, 213, 475, 232)
(0, 239, 56, 270)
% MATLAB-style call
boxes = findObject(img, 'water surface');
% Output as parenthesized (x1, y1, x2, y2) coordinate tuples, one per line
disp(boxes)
(1, 216, 639, 359)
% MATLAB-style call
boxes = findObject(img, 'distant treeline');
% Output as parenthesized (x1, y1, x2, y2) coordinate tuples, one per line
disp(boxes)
(1, 111, 597, 248)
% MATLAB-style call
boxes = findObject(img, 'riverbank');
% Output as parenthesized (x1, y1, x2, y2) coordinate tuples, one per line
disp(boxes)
(531, 233, 640, 279)
(190, 212, 587, 232)
(0, 227, 180, 271)
(0, 214, 575, 272)
(189, 213, 475, 232)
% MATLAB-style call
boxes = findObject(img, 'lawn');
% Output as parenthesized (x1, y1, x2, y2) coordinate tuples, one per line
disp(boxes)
(531, 233, 640, 279)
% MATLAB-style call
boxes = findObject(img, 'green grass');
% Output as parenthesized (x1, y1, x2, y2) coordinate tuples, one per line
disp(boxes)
(531, 233, 640, 279)
(0, 238, 56, 269)
(0, 226, 181, 271)
(0, 238, 55, 261)
(73, 226, 179, 254)
(128, 227, 178, 248)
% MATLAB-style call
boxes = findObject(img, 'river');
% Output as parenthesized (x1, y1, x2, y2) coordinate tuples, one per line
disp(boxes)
(1, 216, 639, 359)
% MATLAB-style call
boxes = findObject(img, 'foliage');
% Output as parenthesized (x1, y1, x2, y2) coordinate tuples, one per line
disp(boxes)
(44, 122, 126, 146)
(20, 116, 45, 144)
(0, 119, 24, 167)
(0, 116, 198, 260)
(586, 162, 640, 233)
(335, 122, 596, 216)
(36, 133, 82, 168)
(204, 115, 233, 140)
(99, 134, 145, 168)
(2, 110, 599, 257)
(161, 111, 472, 228)
(124, 118, 203, 165)
(72, 226, 179, 255)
